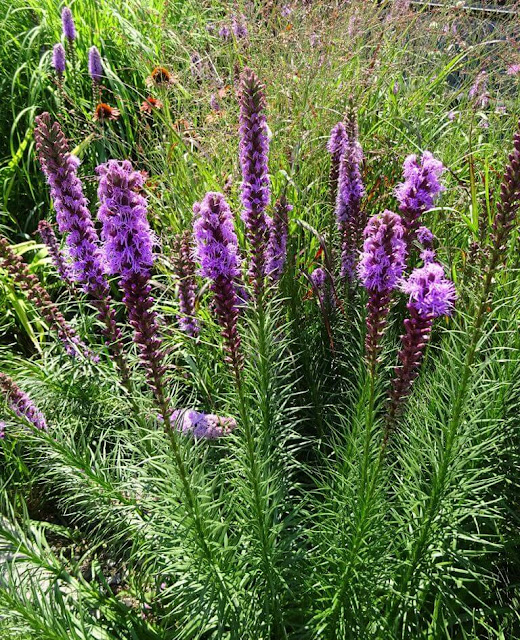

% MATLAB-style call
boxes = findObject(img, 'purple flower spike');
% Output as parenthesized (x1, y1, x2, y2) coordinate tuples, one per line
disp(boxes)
(327, 121, 347, 203)
(395, 151, 445, 241)
(38, 220, 74, 285)
(310, 267, 335, 308)
(387, 261, 456, 430)
(97, 160, 169, 411)
(0, 373, 47, 431)
(88, 46, 103, 84)
(219, 25, 231, 41)
(0, 421, 5, 439)
(61, 7, 76, 42)
(34, 114, 127, 375)
(416, 225, 435, 247)
(358, 210, 407, 372)
(194, 192, 243, 376)
(239, 67, 270, 296)
(232, 14, 248, 40)
(173, 231, 200, 337)
(52, 43, 66, 77)
(266, 196, 291, 282)
(171, 409, 237, 439)
(335, 117, 365, 279)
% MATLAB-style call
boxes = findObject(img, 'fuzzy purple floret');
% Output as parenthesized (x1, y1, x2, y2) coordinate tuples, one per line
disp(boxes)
(0, 373, 47, 431)
(239, 68, 270, 288)
(395, 152, 445, 236)
(219, 25, 231, 40)
(52, 43, 66, 75)
(400, 261, 456, 318)
(34, 114, 107, 295)
(193, 192, 242, 373)
(336, 127, 365, 278)
(171, 409, 236, 439)
(0, 421, 4, 438)
(61, 7, 76, 42)
(88, 46, 103, 84)
(194, 192, 241, 281)
(266, 196, 291, 282)
(232, 14, 248, 39)
(310, 267, 335, 307)
(416, 225, 435, 247)
(358, 210, 407, 292)
(97, 160, 154, 277)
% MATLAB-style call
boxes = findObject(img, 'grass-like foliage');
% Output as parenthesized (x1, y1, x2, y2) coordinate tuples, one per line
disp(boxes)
(0, 1, 519, 638)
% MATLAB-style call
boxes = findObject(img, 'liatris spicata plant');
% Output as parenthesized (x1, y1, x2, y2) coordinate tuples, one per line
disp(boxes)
(395, 151, 445, 243)
(172, 231, 200, 337)
(239, 67, 270, 297)
(387, 261, 456, 431)
(266, 196, 291, 282)
(0, 236, 94, 360)
(61, 7, 76, 42)
(34, 113, 128, 377)
(232, 14, 248, 40)
(335, 117, 365, 279)
(88, 46, 103, 84)
(97, 160, 169, 414)
(469, 70, 489, 108)
(193, 192, 243, 378)
(327, 121, 347, 204)
(358, 210, 407, 373)
(37, 220, 73, 286)
(171, 409, 236, 439)
(310, 267, 335, 308)
(0, 373, 47, 431)
(51, 43, 66, 80)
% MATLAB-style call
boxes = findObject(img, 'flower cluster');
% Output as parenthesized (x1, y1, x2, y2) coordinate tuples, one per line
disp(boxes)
(335, 117, 365, 278)
(310, 267, 335, 308)
(395, 151, 445, 240)
(37, 220, 73, 285)
(0, 373, 47, 431)
(171, 409, 236, 439)
(327, 122, 347, 202)
(88, 46, 103, 84)
(387, 260, 456, 429)
(97, 160, 167, 407)
(61, 7, 76, 42)
(266, 196, 291, 282)
(194, 192, 242, 375)
(52, 44, 66, 78)
(358, 210, 407, 371)
(239, 67, 270, 294)
(172, 231, 200, 337)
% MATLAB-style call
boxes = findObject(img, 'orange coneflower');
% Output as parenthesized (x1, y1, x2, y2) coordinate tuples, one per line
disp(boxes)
(146, 66, 174, 88)
(140, 96, 163, 114)
(93, 103, 120, 121)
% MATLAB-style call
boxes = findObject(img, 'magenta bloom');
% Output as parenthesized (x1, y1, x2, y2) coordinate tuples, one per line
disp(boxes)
(507, 64, 520, 76)
(469, 70, 489, 107)
(88, 46, 103, 84)
(52, 43, 66, 76)
(0, 373, 47, 431)
(395, 151, 445, 240)
(358, 210, 407, 371)
(173, 231, 199, 337)
(38, 220, 73, 285)
(327, 121, 347, 202)
(239, 68, 270, 294)
(194, 192, 242, 375)
(97, 160, 167, 402)
(232, 14, 248, 39)
(171, 409, 236, 439)
(387, 261, 456, 429)
(219, 25, 231, 40)
(400, 261, 456, 318)
(335, 121, 364, 278)
(416, 225, 434, 247)
(61, 7, 76, 42)
(266, 196, 291, 282)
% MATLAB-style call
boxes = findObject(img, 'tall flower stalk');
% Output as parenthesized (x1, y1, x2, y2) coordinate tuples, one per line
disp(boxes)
(172, 231, 200, 337)
(335, 115, 365, 279)
(239, 67, 270, 298)
(0, 236, 93, 360)
(386, 261, 456, 434)
(37, 220, 74, 286)
(395, 151, 445, 245)
(327, 121, 347, 204)
(34, 113, 128, 380)
(97, 160, 169, 415)
(357, 210, 407, 375)
(0, 373, 47, 431)
(88, 46, 103, 101)
(193, 192, 243, 380)
(266, 196, 291, 282)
